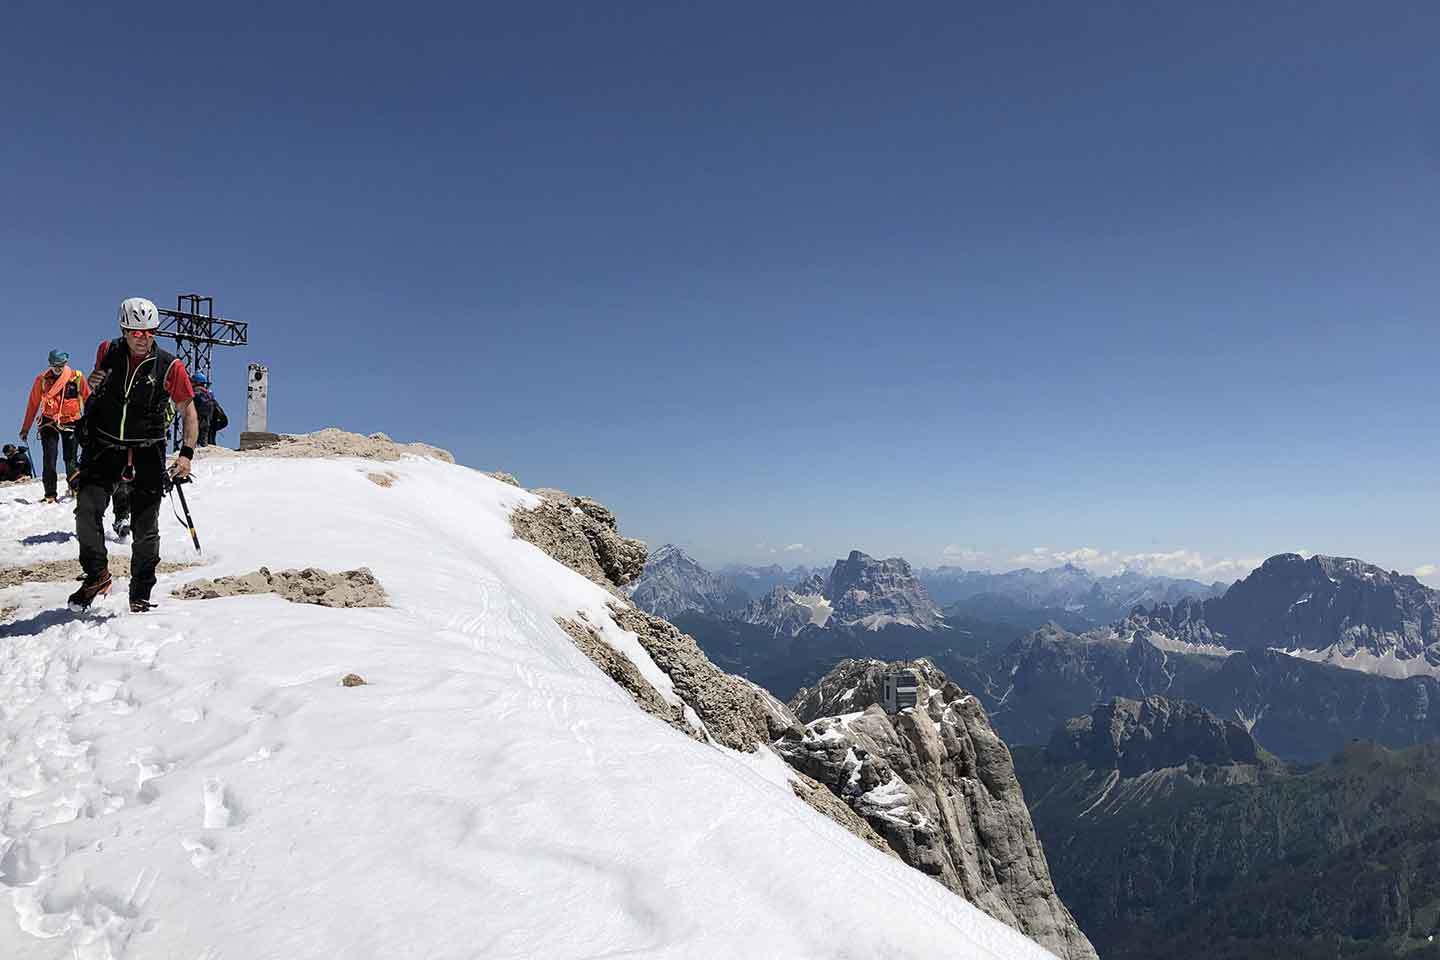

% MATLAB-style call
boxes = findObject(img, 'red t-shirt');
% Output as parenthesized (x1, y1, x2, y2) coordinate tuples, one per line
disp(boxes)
(96, 339, 195, 406)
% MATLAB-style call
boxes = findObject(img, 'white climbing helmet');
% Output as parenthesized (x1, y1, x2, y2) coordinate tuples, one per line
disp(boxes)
(118, 297, 160, 331)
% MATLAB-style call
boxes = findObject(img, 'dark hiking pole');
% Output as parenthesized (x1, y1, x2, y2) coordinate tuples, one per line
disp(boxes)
(167, 474, 202, 553)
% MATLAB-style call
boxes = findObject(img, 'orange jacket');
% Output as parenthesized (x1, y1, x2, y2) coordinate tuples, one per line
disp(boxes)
(21, 367, 90, 433)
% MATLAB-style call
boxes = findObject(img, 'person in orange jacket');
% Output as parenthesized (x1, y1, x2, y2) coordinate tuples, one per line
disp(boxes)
(20, 349, 90, 503)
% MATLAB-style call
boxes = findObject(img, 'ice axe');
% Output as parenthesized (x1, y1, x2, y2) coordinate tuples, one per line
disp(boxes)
(165, 472, 202, 553)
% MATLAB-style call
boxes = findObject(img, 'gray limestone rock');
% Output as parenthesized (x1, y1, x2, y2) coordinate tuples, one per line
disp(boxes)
(1048, 695, 1259, 777)
(780, 658, 1098, 960)
(510, 489, 648, 594)
(627, 544, 745, 620)
(172, 567, 388, 608)
(555, 616, 701, 743)
(742, 551, 945, 634)
(606, 602, 804, 750)
(826, 551, 945, 630)
(1177, 553, 1440, 668)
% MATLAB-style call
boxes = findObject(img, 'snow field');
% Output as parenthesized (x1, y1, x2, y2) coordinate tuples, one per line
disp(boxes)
(0, 459, 1054, 959)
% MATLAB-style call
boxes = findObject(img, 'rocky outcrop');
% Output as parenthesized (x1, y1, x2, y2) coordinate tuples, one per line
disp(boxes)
(779, 658, 1098, 960)
(510, 489, 648, 594)
(606, 602, 803, 750)
(742, 552, 944, 635)
(173, 567, 387, 608)
(826, 552, 945, 630)
(1189, 553, 1440, 669)
(787, 774, 897, 857)
(627, 544, 745, 620)
(1047, 695, 1259, 777)
(555, 615, 701, 743)
(200, 427, 455, 463)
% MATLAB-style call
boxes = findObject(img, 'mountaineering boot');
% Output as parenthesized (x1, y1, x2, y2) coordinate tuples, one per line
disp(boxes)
(68, 569, 113, 611)
(129, 598, 157, 614)
(113, 516, 130, 540)
(42, 495, 58, 504)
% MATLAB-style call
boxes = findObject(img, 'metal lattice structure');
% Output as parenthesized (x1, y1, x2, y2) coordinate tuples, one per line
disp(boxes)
(154, 294, 248, 446)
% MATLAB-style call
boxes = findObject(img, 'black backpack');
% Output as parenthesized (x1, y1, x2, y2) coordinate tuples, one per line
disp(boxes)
(212, 400, 229, 433)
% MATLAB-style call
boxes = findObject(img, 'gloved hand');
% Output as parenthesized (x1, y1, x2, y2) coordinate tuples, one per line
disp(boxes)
(19, 432, 27, 444)
(88, 370, 107, 391)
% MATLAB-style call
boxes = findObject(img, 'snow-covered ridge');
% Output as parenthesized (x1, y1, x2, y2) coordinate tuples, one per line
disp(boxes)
(0, 457, 1053, 959)
(1272, 644, 1440, 680)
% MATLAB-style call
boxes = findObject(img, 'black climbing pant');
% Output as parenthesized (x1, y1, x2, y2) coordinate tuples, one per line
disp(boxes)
(75, 443, 166, 601)
(40, 426, 77, 499)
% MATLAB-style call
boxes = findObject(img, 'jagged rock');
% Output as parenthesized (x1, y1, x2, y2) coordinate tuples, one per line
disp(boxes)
(1048, 695, 1259, 776)
(555, 616, 700, 742)
(779, 658, 1097, 960)
(341, 674, 367, 687)
(486, 471, 520, 487)
(787, 773, 897, 857)
(172, 567, 387, 608)
(627, 544, 746, 620)
(1178, 553, 1440, 669)
(742, 551, 944, 634)
(511, 489, 647, 594)
(826, 551, 945, 630)
(606, 602, 804, 750)
(741, 573, 832, 636)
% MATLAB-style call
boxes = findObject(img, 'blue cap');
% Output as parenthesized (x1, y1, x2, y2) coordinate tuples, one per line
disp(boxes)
(48, 350, 69, 366)
(192, 371, 210, 385)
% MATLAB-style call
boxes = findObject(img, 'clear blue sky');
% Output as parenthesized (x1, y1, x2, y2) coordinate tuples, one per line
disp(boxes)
(3, 1, 1437, 582)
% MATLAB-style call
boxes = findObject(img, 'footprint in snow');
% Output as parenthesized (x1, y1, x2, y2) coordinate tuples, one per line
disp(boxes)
(180, 837, 217, 876)
(202, 778, 238, 829)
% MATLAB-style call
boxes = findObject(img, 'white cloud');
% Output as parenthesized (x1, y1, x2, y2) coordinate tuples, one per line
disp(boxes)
(783, 543, 806, 553)
(939, 545, 991, 568)
(1417, 564, 1439, 586)
(1007, 546, 1258, 583)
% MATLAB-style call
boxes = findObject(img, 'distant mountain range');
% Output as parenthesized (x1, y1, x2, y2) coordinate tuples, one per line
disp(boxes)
(1013, 695, 1440, 959)
(919, 563, 1228, 627)
(630, 545, 1223, 634)
(632, 545, 1440, 762)
(625, 544, 749, 619)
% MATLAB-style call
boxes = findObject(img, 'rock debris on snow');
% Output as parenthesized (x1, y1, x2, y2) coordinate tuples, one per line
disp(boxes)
(0, 557, 194, 588)
(198, 427, 456, 463)
(172, 566, 388, 608)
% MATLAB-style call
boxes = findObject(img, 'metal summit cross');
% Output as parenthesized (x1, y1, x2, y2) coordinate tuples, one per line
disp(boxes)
(154, 294, 249, 447)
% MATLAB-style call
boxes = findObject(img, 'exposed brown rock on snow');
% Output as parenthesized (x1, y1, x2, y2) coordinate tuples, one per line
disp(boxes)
(510, 490, 647, 595)
(199, 428, 455, 464)
(555, 616, 701, 742)
(172, 567, 387, 608)
(607, 602, 804, 752)
(0, 558, 194, 588)
(366, 472, 399, 488)
(341, 674, 367, 687)
(788, 774, 898, 857)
